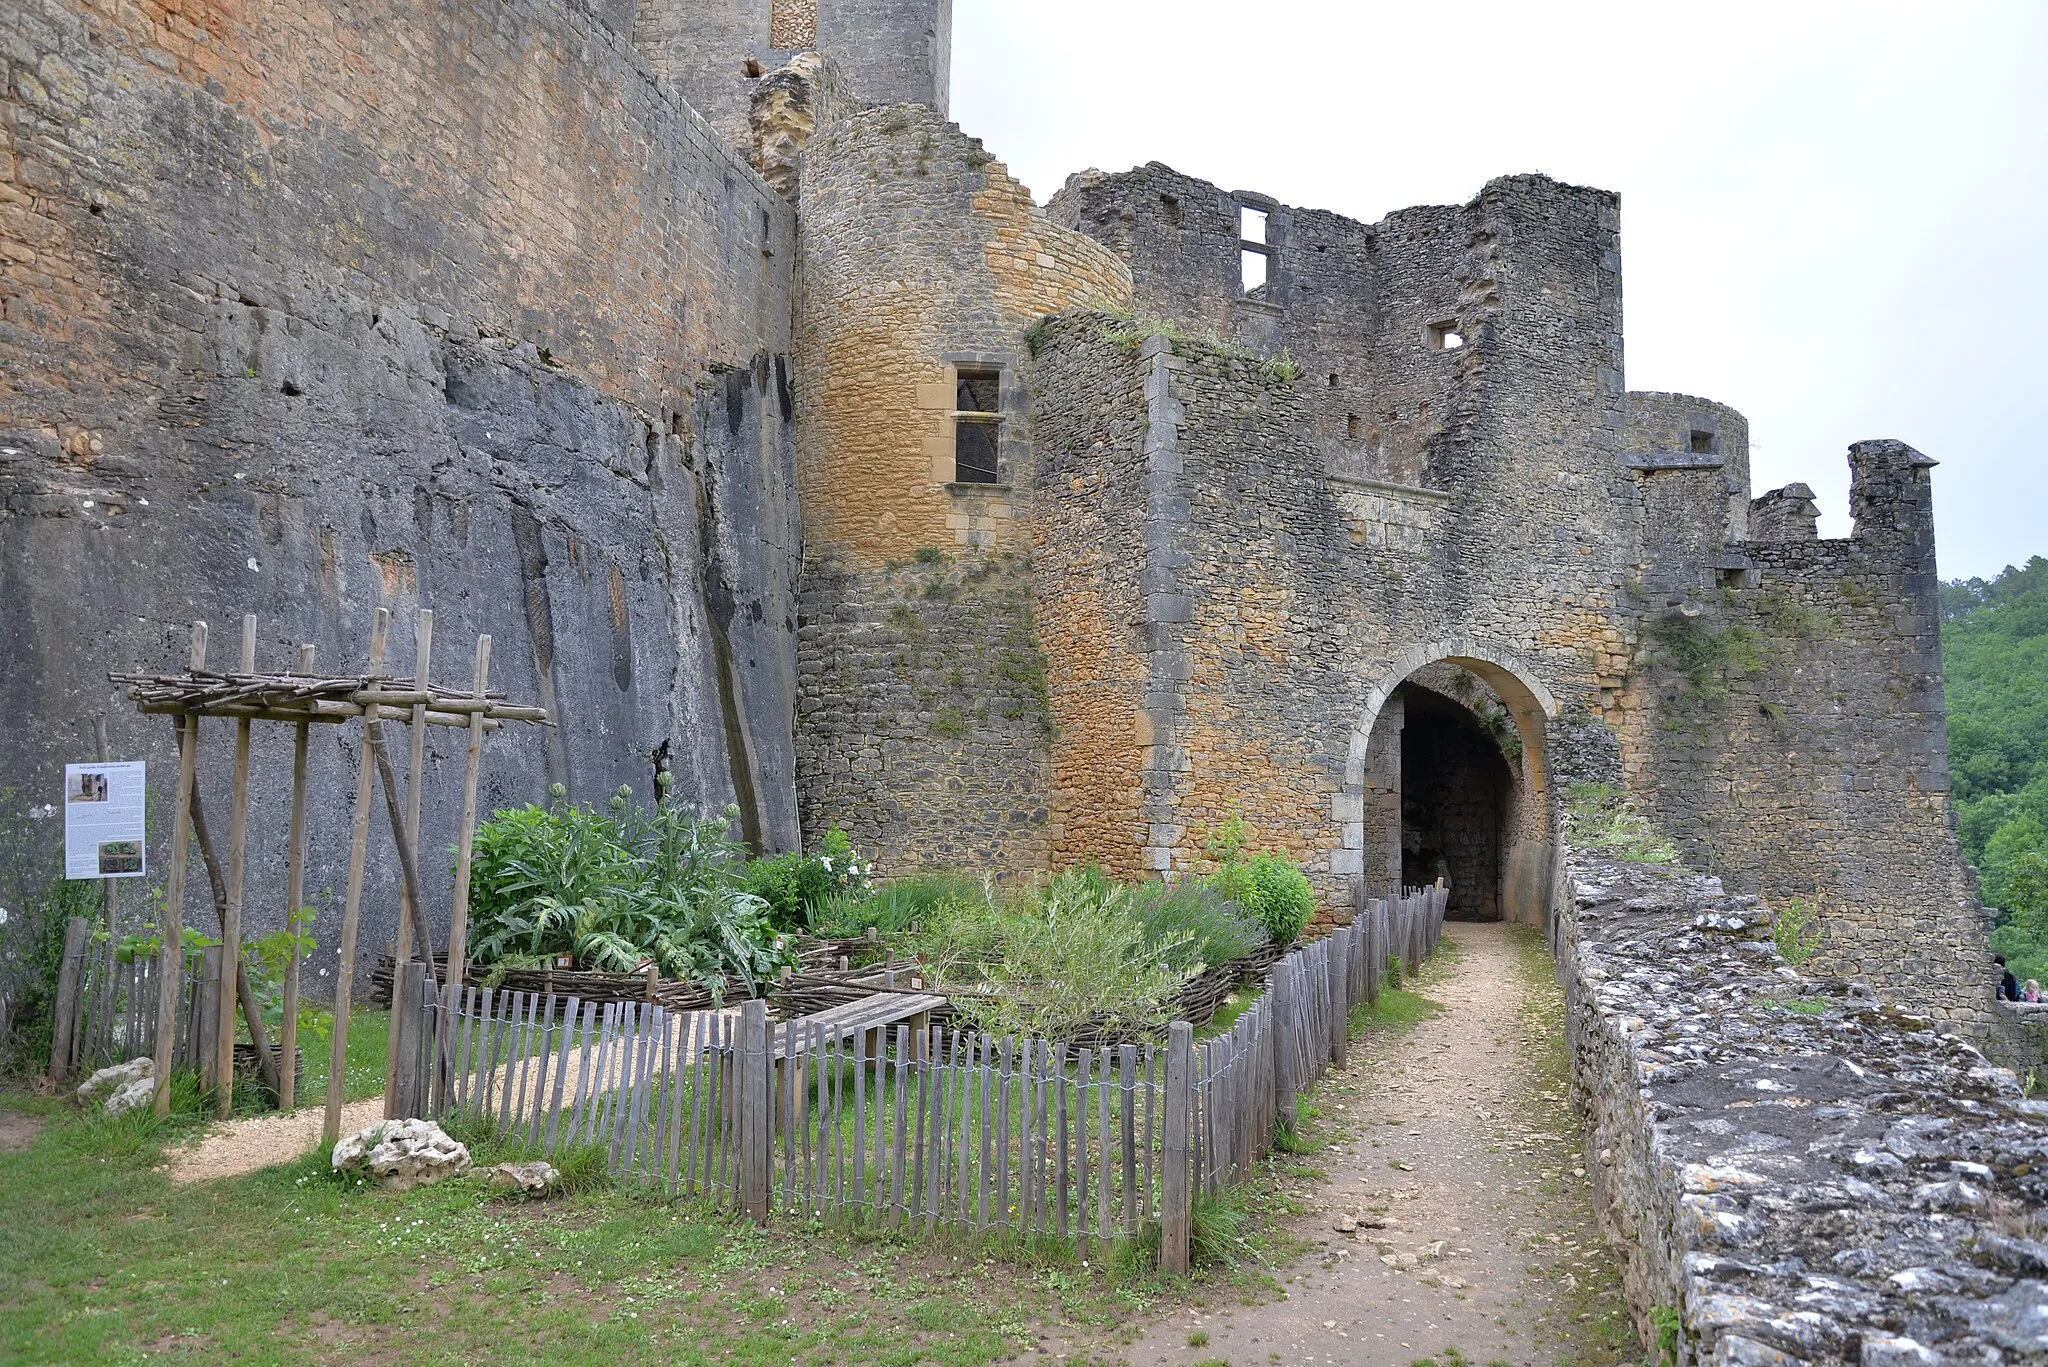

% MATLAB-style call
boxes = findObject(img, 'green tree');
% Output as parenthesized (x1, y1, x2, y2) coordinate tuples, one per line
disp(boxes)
(1944, 557, 2048, 984)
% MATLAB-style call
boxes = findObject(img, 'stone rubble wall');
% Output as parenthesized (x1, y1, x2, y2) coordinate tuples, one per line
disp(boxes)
(1618, 440, 1991, 1029)
(1559, 849, 2048, 1365)
(792, 553, 1054, 874)
(2, 0, 803, 979)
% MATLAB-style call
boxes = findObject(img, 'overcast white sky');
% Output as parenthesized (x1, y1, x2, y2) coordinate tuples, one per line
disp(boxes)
(950, 1, 2046, 582)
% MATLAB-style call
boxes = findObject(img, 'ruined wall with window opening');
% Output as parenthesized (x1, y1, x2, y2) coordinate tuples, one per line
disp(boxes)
(787, 105, 1127, 872)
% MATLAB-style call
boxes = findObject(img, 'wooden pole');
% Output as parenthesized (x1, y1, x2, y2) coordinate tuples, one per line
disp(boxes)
(92, 714, 115, 935)
(152, 621, 207, 1117)
(180, 757, 280, 1100)
(368, 722, 436, 964)
(446, 635, 491, 990)
(325, 608, 389, 1146)
(214, 615, 258, 1116)
(47, 916, 89, 1080)
(280, 643, 314, 1112)
(385, 610, 433, 1103)
(739, 998, 769, 1222)
(1161, 1021, 1193, 1275)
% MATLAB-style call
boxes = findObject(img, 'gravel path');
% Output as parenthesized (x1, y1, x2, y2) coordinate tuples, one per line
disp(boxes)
(166, 1097, 386, 1184)
(1122, 921, 1635, 1367)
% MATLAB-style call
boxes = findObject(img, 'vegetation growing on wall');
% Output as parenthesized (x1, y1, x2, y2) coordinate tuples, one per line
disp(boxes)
(1943, 556, 2048, 983)
(1645, 611, 1760, 709)
(1562, 784, 1678, 865)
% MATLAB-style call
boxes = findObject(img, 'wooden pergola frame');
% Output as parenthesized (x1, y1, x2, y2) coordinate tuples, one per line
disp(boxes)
(114, 605, 548, 1137)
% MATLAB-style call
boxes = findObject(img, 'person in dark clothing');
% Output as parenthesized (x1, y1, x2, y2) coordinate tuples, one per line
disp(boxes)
(1997, 954, 2021, 1001)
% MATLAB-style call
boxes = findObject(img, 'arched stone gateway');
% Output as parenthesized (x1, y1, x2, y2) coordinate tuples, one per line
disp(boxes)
(1342, 643, 1560, 928)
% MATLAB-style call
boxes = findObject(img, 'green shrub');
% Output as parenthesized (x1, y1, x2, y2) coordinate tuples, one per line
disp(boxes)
(908, 872, 1198, 1040)
(1128, 879, 1261, 970)
(0, 791, 102, 1072)
(744, 826, 872, 932)
(467, 784, 792, 996)
(811, 871, 981, 940)
(1771, 894, 1825, 967)
(1207, 851, 1313, 945)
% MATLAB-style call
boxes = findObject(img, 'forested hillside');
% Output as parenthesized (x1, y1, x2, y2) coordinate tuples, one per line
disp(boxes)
(1942, 556, 2048, 984)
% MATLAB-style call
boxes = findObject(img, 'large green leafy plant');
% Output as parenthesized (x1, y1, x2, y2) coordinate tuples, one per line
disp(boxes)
(467, 782, 790, 996)
(1200, 814, 1315, 944)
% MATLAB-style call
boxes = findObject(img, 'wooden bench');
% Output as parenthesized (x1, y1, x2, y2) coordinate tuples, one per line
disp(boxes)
(773, 990, 948, 1060)
(767, 991, 948, 1126)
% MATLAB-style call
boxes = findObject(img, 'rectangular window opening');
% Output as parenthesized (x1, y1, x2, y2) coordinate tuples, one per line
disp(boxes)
(1239, 204, 1268, 244)
(1346, 413, 1362, 441)
(1161, 194, 1182, 228)
(1428, 321, 1465, 350)
(954, 368, 1002, 484)
(1241, 248, 1268, 297)
(1690, 429, 1715, 455)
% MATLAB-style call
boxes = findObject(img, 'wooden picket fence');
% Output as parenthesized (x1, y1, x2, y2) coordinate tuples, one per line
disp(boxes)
(385, 884, 1448, 1271)
(47, 916, 212, 1080)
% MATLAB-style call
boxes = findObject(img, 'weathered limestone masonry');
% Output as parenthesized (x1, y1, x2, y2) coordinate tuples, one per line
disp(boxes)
(1025, 164, 1640, 923)
(1620, 436, 1989, 1030)
(794, 554, 1053, 871)
(1559, 849, 2048, 1365)
(3, 0, 1996, 1033)
(636, 0, 949, 155)
(786, 104, 1127, 868)
(2, 0, 802, 974)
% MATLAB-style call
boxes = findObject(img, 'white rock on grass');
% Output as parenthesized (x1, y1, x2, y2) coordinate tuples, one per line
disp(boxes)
(77, 1057, 151, 1103)
(331, 1118, 471, 1192)
(102, 1076, 156, 1115)
(485, 1160, 560, 1195)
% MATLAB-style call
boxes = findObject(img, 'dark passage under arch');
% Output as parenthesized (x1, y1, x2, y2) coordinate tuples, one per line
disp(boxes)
(1400, 685, 1515, 922)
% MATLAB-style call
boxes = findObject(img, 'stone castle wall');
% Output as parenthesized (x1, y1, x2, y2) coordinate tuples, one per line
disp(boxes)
(1021, 173, 1639, 922)
(1048, 165, 1474, 488)
(1621, 441, 1993, 1027)
(793, 553, 1054, 871)
(2, 0, 803, 977)
(787, 104, 1126, 870)
(636, 0, 949, 154)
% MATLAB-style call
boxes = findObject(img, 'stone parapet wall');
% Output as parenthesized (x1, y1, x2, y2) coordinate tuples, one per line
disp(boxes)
(1559, 849, 2048, 1365)
(2, 0, 803, 978)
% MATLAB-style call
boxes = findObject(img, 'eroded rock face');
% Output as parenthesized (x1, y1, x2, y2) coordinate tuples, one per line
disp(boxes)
(1560, 852, 2048, 1364)
(331, 1119, 471, 1192)
(748, 53, 825, 199)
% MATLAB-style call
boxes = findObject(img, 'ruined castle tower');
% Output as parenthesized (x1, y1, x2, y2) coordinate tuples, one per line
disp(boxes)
(0, 0, 1991, 1029)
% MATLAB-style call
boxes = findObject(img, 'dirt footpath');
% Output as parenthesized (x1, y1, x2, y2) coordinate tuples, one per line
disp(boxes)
(1122, 922, 1638, 1367)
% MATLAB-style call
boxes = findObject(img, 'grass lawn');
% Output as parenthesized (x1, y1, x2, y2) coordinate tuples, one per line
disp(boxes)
(295, 1007, 391, 1107)
(0, 1076, 1193, 1365)
(0, 944, 1473, 1364)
